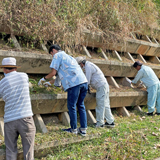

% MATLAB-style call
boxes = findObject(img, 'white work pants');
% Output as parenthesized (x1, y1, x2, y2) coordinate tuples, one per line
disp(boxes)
(96, 84, 114, 126)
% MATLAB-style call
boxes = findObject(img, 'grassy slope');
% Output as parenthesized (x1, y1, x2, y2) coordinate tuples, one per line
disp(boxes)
(35, 107, 160, 160)
(0, 107, 159, 160)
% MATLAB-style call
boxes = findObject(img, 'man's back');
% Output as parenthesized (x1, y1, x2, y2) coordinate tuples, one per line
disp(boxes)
(85, 61, 108, 90)
(50, 51, 87, 91)
(0, 71, 33, 123)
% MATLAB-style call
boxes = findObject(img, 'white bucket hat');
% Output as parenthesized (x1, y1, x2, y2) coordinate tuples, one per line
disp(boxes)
(0, 57, 21, 68)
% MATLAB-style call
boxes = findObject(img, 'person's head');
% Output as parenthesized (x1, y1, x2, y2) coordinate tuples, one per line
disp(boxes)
(75, 57, 86, 68)
(133, 61, 142, 71)
(49, 44, 61, 56)
(0, 57, 20, 74)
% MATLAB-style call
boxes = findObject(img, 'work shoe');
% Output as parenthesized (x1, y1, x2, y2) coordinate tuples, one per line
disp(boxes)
(78, 128, 86, 136)
(105, 122, 115, 128)
(155, 112, 160, 115)
(146, 112, 154, 116)
(94, 123, 104, 128)
(62, 128, 77, 134)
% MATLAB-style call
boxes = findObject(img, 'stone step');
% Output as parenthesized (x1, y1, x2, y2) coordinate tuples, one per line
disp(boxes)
(0, 91, 147, 117)
(0, 50, 160, 78)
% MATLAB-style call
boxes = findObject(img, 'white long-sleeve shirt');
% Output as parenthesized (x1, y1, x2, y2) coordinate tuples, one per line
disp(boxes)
(85, 61, 109, 90)
(132, 65, 159, 88)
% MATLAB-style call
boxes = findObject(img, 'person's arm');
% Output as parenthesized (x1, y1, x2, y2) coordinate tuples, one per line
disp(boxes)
(44, 68, 57, 81)
(132, 70, 144, 84)
(85, 64, 92, 85)
(38, 53, 61, 86)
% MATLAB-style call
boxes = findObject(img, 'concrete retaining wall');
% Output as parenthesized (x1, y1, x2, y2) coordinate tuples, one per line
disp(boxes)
(0, 92, 147, 117)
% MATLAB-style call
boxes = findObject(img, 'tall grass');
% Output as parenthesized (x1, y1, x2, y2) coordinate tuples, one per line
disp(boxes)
(0, 0, 159, 48)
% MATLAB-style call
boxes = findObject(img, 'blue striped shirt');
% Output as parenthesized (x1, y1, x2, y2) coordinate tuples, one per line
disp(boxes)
(0, 71, 33, 123)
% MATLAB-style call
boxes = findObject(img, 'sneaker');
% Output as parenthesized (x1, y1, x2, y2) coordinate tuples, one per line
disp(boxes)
(62, 128, 77, 134)
(78, 128, 86, 136)
(146, 112, 154, 116)
(94, 123, 104, 128)
(155, 112, 160, 115)
(105, 122, 115, 128)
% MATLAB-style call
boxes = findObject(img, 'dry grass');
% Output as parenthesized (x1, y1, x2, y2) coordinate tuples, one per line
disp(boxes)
(0, 0, 159, 50)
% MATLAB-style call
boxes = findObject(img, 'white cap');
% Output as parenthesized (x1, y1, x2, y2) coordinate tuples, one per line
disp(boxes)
(75, 57, 85, 64)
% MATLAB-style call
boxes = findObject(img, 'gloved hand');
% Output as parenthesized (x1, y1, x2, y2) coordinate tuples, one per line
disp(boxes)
(88, 85, 91, 94)
(138, 82, 143, 88)
(43, 81, 52, 87)
(38, 77, 46, 86)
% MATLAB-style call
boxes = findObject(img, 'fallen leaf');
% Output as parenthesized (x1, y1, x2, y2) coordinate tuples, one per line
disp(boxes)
(152, 132, 158, 136)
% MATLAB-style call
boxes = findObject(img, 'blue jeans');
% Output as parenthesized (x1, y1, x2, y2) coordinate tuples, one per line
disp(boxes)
(67, 83, 88, 129)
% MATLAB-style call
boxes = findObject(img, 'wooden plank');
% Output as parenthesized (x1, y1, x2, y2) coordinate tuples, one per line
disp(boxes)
(117, 107, 130, 117)
(153, 37, 159, 45)
(86, 110, 96, 124)
(0, 117, 4, 137)
(149, 56, 160, 64)
(134, 105, 142, 112)
(113, 50, 122, 61)
(83, 46, 92, 58)
(146, 35, 152, 43)
(137, 54, 147, 63)
(11, 34, 21, 51)
(41, 43, 48, 53)
(33, 114, 48, 133)
(58, 112, 70, 126)
(124, 52, 135, 62)
(100, 48, 108, 60)
(107, 76, 120, 88)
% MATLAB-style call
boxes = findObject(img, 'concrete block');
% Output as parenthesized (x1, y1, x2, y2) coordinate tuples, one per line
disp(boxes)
(33, 114, 48, 133)
(113, 50, 122, 61)
(124, 52, 135, 62)
(58, 112, 70, 126)
(107, 76, 120, 88)
(153, 37, 159, 45)
(0, 117, 4, 137)
(136, 45, 149, 55)
(41, 43, 48, 53)
(145, 35, 152, 43)
(137, 54, 147, 63)
(11, 34, 21, 51)
(149, 56, 160, 64)
(83, 46, 92, 58)
(86, 110, 96, 124)
(145, 47, 157, 56)
(121, 77, 132, 87)
(117, 107, 130, 117)
(100, 48, 108, 60)
(134, 105, 142, 112)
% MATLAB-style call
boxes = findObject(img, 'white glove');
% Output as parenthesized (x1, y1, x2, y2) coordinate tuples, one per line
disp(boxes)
(43, 81, 52, 87)
(38, 77, 46, 86)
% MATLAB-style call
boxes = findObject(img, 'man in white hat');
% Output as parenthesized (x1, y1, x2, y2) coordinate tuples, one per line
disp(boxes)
(0, 57, 35, 160)
(75, 57, 115, 128)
